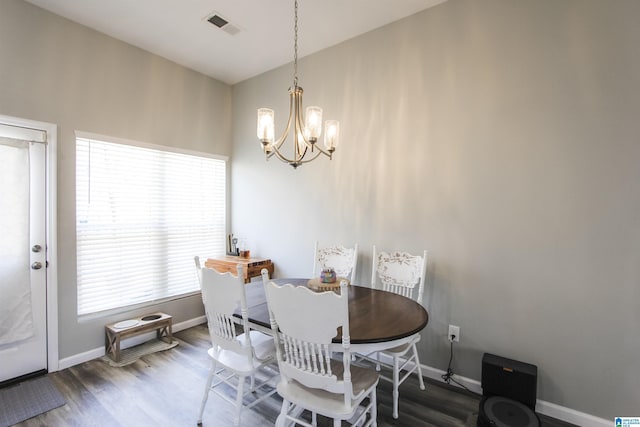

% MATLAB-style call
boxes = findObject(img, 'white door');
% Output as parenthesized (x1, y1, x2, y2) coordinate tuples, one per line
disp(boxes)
(0, 125, 48, 383)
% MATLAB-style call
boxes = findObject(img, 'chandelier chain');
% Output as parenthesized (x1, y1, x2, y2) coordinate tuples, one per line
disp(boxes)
(293, 0, 298, 87)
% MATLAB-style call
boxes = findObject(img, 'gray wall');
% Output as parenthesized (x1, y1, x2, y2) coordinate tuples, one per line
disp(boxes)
(0, 0, 231, 358)
(231, 0, 640, 419)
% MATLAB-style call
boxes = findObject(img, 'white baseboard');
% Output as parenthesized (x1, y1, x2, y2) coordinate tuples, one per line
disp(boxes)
(173, 315, 207, 332)
(376, 353, 609, 427)
(536, 400, 610, 427)
(58, 315, 206, 370)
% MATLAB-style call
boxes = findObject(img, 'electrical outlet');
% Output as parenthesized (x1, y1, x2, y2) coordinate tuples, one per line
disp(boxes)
(448, 325, 460, 342)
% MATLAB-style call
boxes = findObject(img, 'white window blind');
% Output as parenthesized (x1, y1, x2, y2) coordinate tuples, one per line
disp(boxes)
(76, 136, 226, 315)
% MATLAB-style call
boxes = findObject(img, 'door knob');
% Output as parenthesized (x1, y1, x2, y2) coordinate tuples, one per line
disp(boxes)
(31, 262, 43, 270)
(32, 244, 42, 253)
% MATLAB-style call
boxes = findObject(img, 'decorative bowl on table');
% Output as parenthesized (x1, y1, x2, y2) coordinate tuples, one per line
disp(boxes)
(320, 267, 337, 283)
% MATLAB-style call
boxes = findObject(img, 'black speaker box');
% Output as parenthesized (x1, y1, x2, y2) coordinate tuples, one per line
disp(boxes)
(481, 353, 537, 409)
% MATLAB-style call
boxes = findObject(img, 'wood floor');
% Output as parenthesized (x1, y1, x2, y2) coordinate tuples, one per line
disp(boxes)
(15, 325, 576, 427)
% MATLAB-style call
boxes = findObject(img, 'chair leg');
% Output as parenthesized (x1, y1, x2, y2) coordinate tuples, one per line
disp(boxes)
(312, 411, 317, 427)
(333, 418, 341, 427)
(275, 400, 290, 427)
(371, 387, 377, 427)
(234, 375, 246, 426)
(413, 343, 426, 390)
(392, 355, 400, 419)
(198, 360, 216, 425)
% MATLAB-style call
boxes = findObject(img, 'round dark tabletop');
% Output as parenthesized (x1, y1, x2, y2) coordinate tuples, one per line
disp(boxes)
(243, 278, 429, 344)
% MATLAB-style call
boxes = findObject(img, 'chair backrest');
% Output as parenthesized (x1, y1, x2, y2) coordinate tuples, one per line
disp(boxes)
(195, 256, 254, 361)
(262, 272, 355, 405)
(313, 242, 359, 282)
(370, 247, 428, 306)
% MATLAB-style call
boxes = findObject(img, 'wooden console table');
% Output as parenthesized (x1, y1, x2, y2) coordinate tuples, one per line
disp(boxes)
(105, 312, 173, 362)
(205, 256, 274, 283)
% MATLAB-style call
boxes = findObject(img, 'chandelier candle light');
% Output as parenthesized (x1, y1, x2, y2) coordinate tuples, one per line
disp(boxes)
(257, 0, 340, 169)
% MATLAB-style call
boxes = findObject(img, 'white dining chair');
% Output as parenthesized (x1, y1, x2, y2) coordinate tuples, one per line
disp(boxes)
(312, 242, 359, 282)
(194, 256, 278, 426)
(369, 246, 428, 419)
(262, 270, 378, 427)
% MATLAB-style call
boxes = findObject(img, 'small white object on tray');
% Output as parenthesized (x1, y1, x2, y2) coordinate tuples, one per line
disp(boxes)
(113, 319, 139, 329)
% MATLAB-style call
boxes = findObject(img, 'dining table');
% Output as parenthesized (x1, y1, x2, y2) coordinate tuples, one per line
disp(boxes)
(241, 278, 429, 354)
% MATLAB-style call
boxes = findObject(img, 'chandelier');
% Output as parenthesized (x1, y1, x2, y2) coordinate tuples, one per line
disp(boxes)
(257, 0, 340, 169)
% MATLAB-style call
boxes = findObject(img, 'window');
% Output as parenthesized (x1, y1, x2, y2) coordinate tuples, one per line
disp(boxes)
(76, 134, 226, 316)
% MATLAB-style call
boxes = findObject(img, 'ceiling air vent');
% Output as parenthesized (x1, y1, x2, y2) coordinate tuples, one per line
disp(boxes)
(208, 14, 227, 28)
(206, 12, 241, 36)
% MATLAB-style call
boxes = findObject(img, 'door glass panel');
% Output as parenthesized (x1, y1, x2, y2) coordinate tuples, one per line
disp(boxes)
(0, 137, 35, 345)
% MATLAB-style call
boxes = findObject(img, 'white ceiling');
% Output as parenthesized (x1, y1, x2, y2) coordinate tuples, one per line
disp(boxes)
(23, 0, 447, 85)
